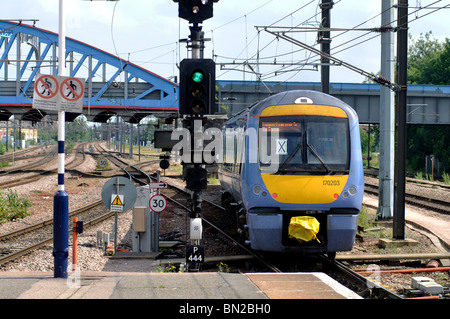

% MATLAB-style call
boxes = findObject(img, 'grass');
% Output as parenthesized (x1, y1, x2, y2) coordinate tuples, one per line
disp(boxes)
(0, 189, 32, 224)
(168, 163, 183, 176)
(358, 205, 374, 230)
(443, 172, 450, 185)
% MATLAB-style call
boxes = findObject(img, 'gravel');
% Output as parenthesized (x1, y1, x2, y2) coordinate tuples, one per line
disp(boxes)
(1, 145, 449, 294)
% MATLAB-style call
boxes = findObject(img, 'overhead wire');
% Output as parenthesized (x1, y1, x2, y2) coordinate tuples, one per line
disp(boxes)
(254, 0, 333, 81)
(216, 0, 321, 81)
(256, 0, 343, 81)
(257, 0, 449, 82)
(329, 0, 446, 58)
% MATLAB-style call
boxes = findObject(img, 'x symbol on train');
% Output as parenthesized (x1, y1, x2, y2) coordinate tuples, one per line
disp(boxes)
(278, 140, 286, 153)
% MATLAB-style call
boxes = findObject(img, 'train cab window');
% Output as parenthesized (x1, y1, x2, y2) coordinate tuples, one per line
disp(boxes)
(306, 118, 349, 169)
(259, 115, 349, 175)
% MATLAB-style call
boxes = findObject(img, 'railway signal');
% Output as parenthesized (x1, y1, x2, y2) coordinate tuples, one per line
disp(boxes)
(179, 58, 215, 115)
(174, 0, 218, 24)
(174, 0, 219, 272)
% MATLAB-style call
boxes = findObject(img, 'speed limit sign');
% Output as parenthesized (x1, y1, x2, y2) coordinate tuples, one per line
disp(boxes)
(98, 157, 108, 168)
(149, 194, 167, 213)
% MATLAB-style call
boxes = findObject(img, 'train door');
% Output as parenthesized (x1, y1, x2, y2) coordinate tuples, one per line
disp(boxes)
(231, 116, 246, 200)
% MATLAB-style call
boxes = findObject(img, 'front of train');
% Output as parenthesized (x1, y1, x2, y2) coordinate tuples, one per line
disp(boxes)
(243, 90, 364, 254)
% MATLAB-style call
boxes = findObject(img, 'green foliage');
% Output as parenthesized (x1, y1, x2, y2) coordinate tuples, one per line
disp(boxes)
(65, 141, 76, 154)
(403, 33, 450, 174)
(217, 262, 230, 273)
(443, 172, 450, 185)
(156, 264, 182, 273)
(358, 206, 373, 230)
(38, 116, 92, 144)
(360, 126, 379, 155)
(406, 125, 450, 173)
(0, 189, 32, 223)
(408, 32, 450, 85)
(38, 125, 58, 143)
(96, 158, 111, 170)
(66, 117, 91, 143)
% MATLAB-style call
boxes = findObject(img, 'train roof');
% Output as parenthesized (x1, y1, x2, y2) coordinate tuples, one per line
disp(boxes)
(248, 90, 357, 118)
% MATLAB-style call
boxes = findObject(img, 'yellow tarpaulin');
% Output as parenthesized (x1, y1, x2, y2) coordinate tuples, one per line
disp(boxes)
(288, 216, 320, 243)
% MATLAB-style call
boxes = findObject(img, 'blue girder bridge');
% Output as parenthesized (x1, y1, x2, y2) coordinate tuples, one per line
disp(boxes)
(216, 80, 450, 125)
(0, 20, 178, 123)
(1, 21, 449, 125)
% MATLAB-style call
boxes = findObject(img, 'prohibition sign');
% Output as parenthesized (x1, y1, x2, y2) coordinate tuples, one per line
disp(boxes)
(149, 194, 167, 213)
(36, 75, 58, 99)
(60, 77, 84, 101)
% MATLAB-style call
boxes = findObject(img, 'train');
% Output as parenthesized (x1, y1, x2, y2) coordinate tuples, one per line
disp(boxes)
(218, 90, 364, 256)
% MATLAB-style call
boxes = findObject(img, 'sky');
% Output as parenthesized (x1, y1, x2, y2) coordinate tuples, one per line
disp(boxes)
(2, 0, 449, 84)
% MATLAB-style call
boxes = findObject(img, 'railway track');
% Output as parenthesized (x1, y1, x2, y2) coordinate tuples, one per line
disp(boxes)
(0, 199, 108, 266)
(111, 157, 402, 298)
(0, 145, 50, 164)
(0, 145, 57, 176)
(97, 150, 404, 298)
(161, 182, 282, 273)
(365, 168, 450, 191)
(0, 142, 141, 268)
(93, 143, 158, 185)
(320, 256, 404, 299)
(96, 148, 283, 272)
(0, 143, 88, 189)
(365, 181, 450, 215)
(0, 146, 418, 298)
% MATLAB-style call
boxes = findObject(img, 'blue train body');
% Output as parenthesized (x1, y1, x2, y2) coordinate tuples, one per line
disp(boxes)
(218, 90, 364, 254)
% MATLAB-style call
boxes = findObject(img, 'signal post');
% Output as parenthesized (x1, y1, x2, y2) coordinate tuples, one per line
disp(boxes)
(173, 0, 218, 271)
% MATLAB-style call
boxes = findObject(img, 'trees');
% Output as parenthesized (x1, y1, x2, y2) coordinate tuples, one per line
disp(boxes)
(408, 32, 450, 85)
(66, 116, 91, 143)
(407, 125, 450, 174)
(37, 116, 91, 144)
(406, 32, 450, 174)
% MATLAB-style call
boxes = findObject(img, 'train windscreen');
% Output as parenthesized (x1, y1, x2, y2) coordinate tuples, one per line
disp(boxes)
(259, 115, 350, 175)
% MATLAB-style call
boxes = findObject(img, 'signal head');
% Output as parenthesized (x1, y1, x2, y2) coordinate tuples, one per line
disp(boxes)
(175, 0, 219, 24)
(179, 59, 215, 116)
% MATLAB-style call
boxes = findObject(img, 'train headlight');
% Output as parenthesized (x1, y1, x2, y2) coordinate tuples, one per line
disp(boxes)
(348, 186, 357, 196)
(253, 185, 262, 195)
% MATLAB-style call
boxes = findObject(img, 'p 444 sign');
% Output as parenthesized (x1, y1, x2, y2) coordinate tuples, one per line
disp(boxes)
(186, 245, 204, 263)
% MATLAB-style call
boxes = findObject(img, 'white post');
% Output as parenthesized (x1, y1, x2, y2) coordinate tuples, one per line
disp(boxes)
(58, 0, 66, 191)
(53, 0, 68, 279)
(378, 0, 395, 219)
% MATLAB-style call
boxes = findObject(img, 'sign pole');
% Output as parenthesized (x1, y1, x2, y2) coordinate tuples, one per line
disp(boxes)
(114, 177, 119, 253)
(53, 0, 68, 278)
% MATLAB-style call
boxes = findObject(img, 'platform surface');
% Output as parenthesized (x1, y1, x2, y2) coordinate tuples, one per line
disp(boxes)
(0, 271, 361, 299)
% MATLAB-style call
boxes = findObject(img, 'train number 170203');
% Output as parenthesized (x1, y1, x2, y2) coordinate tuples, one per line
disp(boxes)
(323, 179, 340, 186)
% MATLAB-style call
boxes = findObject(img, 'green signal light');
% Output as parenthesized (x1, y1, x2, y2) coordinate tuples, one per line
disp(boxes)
(192, 71, 204, 83)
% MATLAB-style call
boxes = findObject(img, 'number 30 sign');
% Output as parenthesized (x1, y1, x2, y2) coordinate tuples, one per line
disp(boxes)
(149, 194, 167, 213)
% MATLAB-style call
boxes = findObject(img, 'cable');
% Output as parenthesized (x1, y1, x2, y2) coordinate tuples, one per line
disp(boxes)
(208, 0, 274, 33)
(261, 0, 449, 82)
(330, 0, 447, 58)
(216, 0, 321, 82)
(110, 1, 120, 60)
